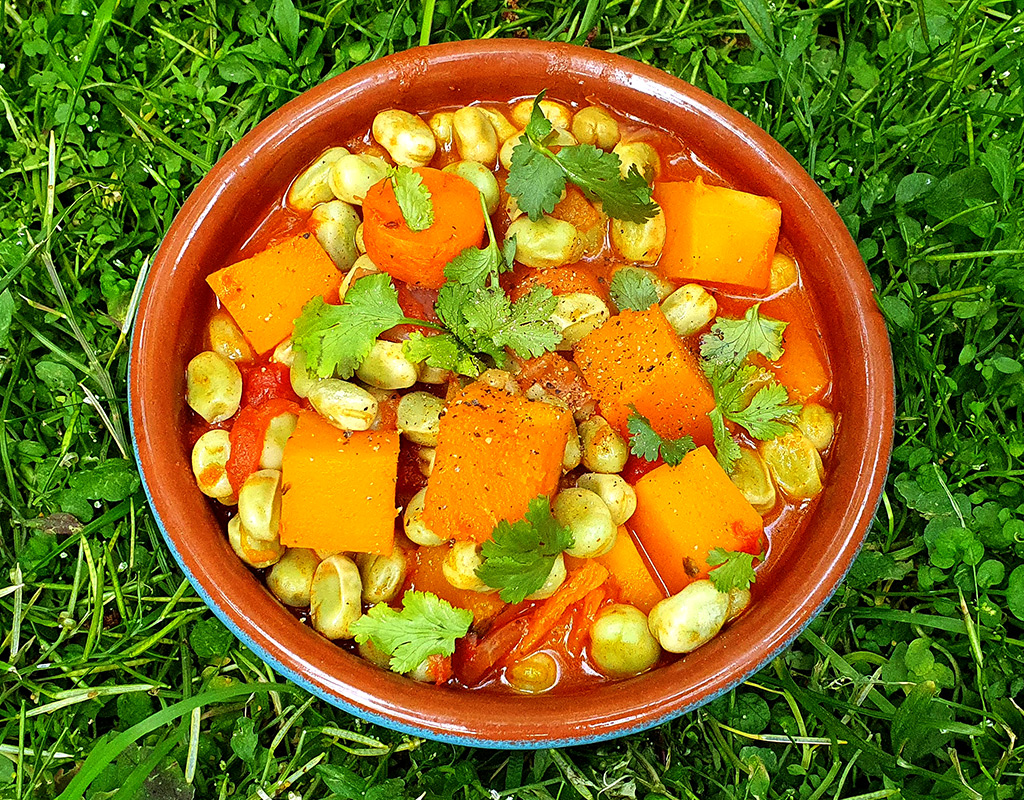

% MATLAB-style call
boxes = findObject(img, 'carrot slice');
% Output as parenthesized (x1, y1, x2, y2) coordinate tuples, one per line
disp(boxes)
(515, 560, 608, 656)
(362, 167, 486, 289)
(628, 446, 763, 594)
(206, 234, 341, 354)
(280, 411, 399, 554)
(654, 177, 781, 291)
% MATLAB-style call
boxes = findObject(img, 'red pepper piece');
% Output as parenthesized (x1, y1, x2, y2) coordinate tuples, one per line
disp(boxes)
(226, 397, 300, 492)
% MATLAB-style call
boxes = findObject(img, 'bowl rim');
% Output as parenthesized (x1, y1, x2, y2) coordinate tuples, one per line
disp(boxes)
(129, 38, 895, 748)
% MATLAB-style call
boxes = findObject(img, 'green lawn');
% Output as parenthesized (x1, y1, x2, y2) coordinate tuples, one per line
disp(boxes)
(2, 0, 1023, 798)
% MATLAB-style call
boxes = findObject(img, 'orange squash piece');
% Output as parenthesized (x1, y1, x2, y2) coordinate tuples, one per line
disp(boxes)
(564, 526, 665, 613)
(654, 177, 781, 291)
(280, 411, 399, 554)
(206, 234, 341, 355)
(362, 167, 486, 289)
(422, 383, 573, 542)
(574, 307, 716, 446)
(629, 446, 763, 594)
(760, 291, 831, 402)
(407, 545, 506, 624)
(597, 528, 666, 613)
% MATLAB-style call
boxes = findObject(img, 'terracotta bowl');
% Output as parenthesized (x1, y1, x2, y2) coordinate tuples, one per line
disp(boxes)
(129, 40, 893, 748)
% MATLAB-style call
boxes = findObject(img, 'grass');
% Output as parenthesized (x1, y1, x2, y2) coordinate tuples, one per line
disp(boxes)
(1, 0, 1022, 797)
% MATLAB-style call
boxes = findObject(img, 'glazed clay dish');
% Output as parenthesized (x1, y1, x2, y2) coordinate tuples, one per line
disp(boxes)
(129, 40, 893, 747)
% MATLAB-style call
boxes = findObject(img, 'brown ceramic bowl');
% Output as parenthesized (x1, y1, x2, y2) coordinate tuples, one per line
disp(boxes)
(130, 40, 893, 747)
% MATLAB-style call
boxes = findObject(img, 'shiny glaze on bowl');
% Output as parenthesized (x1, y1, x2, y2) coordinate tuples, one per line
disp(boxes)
(129, 40, 893, 748)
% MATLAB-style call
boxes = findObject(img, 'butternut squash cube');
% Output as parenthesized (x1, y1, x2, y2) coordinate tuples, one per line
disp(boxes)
(422, 383, 573, 542)
(575, 307, 716, 446)
(280, 411, 399, 554)
(629, 446, 763, 594)
(654, 177, 781, 291)
(207, 234, 341, 354)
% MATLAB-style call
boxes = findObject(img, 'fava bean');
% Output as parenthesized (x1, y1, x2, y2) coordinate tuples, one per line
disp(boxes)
(760, 426, 824, 500)
(267, 548, 319, 607)
(237, 469, 282, 542)
(191, 430, 233, 499)
(260, 411, 299, 471)
(227, 515, 284, 569)
(186, 351, 242, 423)
(551, 293, 610, 350)
(506, 652, 558, 694)
(590, 604, 661, 676)
(729, 447, 777, 514)
(443, 541, 493, 593)
(310, 554, 363, 639)
(372, 109, 436, 167)
(571, 106, 620, 151)
(610, 206, 666, 263)
(357, 549, 408, 604)
(575, 473, 637, 525)
(613, 141, 659, 184)
(308, 379, 378, 431)
(511, 98, 572, 130)
(311, 200, 360, 271)
(578, 416, 628, 474)
(397, 391, 445, 447)
(797, 403, 835, 451)
(507, 216, 584, 270)
(329, 154, 389, 205)
(404, 488, 445, 546)
(453, 106, 499, 164)
(554, 488, 617, 558)
(355, 340, 419, 390)
(207, 310, 254, 363)
(661, 284, 718, 337)
(287, 147, 350, 211)
(648, 580, 730, 653)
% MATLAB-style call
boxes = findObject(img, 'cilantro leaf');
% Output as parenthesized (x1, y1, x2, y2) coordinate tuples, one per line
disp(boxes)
(488, 287, 561, 358)
(626, 407, 696, 466)
(506, 137, 565, 221)
(291, 275, 440, 379)
(350, 591, 472, 674)
(700, 304, 788, 366)
(390, 165, 433, 232)
(555, 147, 658, 223)
(707, 548, 758, 593)
(609, 269, 660, 311)
(444, 243, 500, 289)
(506, 92, 658, 224)
(476, 497, 574, 603)
(709, 406, 742, 472)
(403, 331, 484, 377)
(727, 383, 801, 439)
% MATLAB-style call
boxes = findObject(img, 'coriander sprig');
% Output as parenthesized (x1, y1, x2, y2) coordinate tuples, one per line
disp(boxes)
(707, 548, 759, 593)
(351, 591, 472, 674)
(700, 307, 801, 471)
(475, 497, 575, 603)
(626, 406, 696, 466)
(506, 92, 659, 224)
